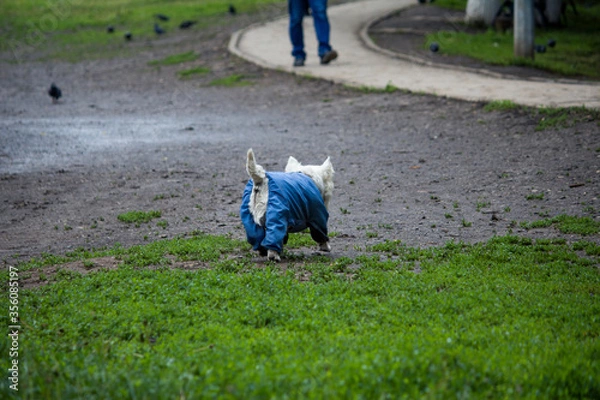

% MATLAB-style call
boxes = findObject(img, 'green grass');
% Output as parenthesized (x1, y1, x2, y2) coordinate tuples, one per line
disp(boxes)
(178, 66, 211, 79)
(426, 1, 600, 79)
(117, 210, 162, 225)
(483, 99, 520, 112)
(522, 214, 600, 235)
(483, 102, 599, 131)
(1, 0, 285, 61)
(2, 229, 600, 398)
(148, 51, 198, 67)
(209, 74, 252, 87)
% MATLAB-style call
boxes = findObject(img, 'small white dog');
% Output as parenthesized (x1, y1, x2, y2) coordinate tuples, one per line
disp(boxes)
(240, 149, 334, 262)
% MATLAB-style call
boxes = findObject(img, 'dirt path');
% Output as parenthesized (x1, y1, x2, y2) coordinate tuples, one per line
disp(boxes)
(1, 8, 598, 266)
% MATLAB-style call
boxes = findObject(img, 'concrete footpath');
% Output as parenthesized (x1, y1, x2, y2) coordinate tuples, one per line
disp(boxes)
(229, 0, 600, 109)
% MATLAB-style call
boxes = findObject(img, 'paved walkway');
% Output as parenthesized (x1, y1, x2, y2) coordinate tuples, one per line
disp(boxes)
(229, 0, 599, 109)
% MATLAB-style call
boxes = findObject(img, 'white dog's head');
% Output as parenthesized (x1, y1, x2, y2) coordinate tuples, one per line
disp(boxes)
(285, 155, 334, 210)
(246, 148, 269, 226)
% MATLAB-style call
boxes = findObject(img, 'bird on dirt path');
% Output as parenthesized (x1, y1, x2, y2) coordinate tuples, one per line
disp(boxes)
(48, 83, 62, 103)
(154, 23, 165, 35)
(124, 31, 132, 41)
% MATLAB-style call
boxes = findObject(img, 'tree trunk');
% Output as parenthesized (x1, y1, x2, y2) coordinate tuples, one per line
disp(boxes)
(465, 0, 504, 26)
(514, 0, 534, 59)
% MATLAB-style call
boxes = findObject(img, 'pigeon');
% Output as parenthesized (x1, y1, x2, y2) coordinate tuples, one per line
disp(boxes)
(124, 32, 132, 41)
(48, 83, 62, 103)
(179, 20, 197, 29)
(535, 44, 546, 53)
(155, 14, 169, 21)
(107, 25, 114, 33)
(154, 23, 165, 35)
(547, 38, 556, 48)
(429, 42, 439, 53)
(229, 4, 237, 15)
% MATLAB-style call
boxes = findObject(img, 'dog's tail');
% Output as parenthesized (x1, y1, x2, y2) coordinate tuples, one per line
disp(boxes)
(246, 148, 266, 184)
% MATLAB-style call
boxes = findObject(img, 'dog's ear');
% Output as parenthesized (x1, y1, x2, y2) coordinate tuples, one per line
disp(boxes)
(285, 156, 302, 172)
(246, 148, 266, 184)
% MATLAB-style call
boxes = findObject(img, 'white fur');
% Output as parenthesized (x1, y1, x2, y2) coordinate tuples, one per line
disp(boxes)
(245, 149, 334, 262)
(285, 156, 334, 210)
(246, 149, 269, 227)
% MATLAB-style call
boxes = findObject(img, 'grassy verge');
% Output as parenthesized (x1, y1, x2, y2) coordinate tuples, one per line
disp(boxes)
(148, 51, 198, 67)
(483, 100, 600, 130)
(2, 228, 599, 398)
(209, 74, 253, 87)
(1, 0, 286, 61)
(428, 0, 600, 79)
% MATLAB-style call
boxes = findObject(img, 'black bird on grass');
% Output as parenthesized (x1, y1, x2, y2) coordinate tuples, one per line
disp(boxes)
(48, 83, 62, 103)
(107, 25, 114, 33)
(155, 14, 170, 21)
(535, 44, 547, 54)
(429, 42, 439, 53)
(154, 23, 165, 35)
(229, 4, 237, 15)
(124, 31, 132, 41)
(547, 38, 556, 48)
(179, 20, 197, 29)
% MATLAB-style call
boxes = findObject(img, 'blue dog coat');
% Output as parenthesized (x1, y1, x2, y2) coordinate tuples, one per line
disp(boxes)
(240, 172, 329, 254)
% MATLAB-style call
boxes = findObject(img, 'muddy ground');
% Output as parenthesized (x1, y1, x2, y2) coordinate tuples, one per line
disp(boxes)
(1, 4, 598, 269)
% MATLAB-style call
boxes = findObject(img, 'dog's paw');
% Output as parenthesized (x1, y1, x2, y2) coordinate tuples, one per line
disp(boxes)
(267, 250, 281, 262)
(318, 242, 331, 252)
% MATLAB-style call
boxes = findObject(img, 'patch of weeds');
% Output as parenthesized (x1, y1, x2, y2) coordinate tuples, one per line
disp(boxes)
(350, 83, 405, 94)
(156, 220, 168, 229)
(462, 219, 472, 227)
(573, 240, 600, 257)
(535, 106, 599, 131)
(483, 100, 520, 112)
(340, 207, 350, 215)
(209, 74, 252, 87)
(178, 66, 211, 79)
(148, 51, 198, 67)
(476, 200, 491, 211)
(526, 192, 545, 200)
(117, 210, 162, 225)
(522, 214, 600, 235)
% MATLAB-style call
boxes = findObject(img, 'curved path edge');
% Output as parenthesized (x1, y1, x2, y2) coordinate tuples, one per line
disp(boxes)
(229, 0, 600, 109)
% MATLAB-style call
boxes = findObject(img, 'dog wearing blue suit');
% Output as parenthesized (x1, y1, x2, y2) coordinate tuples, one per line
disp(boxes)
(240, 149, 334, 262)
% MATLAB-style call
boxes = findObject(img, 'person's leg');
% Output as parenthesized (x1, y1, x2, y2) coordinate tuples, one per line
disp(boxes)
(289, 0, 307, 60)
(307, 0, 332, 57)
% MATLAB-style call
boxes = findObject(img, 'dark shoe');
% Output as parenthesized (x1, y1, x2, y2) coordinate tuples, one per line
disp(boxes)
(293, 57, 305, 67)
(320, 50, 338, 65)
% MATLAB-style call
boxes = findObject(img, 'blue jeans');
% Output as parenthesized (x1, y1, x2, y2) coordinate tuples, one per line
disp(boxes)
(288, 0, 332, 59)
